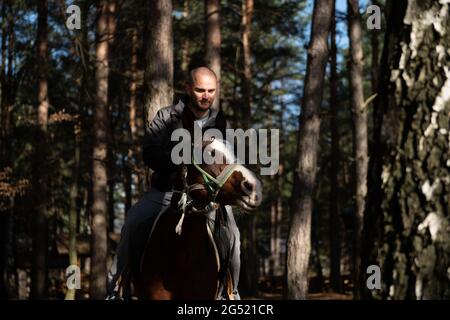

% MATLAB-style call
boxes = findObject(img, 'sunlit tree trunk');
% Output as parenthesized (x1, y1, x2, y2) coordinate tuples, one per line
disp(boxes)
(347, 0, 367, 299)
(143, 0, 173, 128)
(329, 1, 342, 293)
(238, 0, 259, 296)
(286, 0, 333, 299)
(205, 0, 221, 110)
(241, 0, 253, 127)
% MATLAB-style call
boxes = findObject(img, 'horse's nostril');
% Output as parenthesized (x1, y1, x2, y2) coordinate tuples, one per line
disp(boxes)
(241, 180, 254, 194)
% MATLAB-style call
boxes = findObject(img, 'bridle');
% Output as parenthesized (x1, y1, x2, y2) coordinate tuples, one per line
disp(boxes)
(172, 155, 241, 235)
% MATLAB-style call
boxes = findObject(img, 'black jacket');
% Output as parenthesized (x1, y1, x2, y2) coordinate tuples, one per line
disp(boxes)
(143, 96, 229, 191)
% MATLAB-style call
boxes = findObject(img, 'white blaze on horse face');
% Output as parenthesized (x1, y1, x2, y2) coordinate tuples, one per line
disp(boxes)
(225, 128, 258, 165)
(207, 137, 237, 164)
(234, 165, 262, 209)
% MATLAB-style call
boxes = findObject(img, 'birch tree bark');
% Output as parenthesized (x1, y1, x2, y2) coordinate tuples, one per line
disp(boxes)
(374, 0, 450, 299)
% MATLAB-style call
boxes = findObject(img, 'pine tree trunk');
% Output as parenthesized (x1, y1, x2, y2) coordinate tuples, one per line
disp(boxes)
(78, 0, 91, 237)
(374, 0, 450, 300)
(329, 1, 342, 293)
(143, 0, 173, 129)
(128, 26, 138, 179)
(90, 0, 115, 299)
(311, 209, 324, 291)
(347, 0, 367, 299)
(31, 0, 49, 299)
(286, 0, 333, 299)
(181, 0, 190, 75)
(205, 0, 221, 110)
(238, 0, 258, 296)
(65, 124, 80, 300)
(127, 27, 143, 201)
(241, 0, 253, 127)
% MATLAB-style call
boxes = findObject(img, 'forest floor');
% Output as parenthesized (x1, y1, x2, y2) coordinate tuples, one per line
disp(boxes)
(244, 291, 353, 300)
(242, 275, 354, 300)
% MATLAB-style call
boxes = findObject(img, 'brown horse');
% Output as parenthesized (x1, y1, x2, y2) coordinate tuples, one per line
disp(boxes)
(132, 138, 262, 299)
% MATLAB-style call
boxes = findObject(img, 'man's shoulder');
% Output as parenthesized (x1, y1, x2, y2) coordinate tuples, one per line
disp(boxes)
(156, 101, 184, 120)
(157, 99, 185, 117)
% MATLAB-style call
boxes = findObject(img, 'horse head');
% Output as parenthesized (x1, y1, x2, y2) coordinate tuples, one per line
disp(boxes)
(174, 137, 262, 213)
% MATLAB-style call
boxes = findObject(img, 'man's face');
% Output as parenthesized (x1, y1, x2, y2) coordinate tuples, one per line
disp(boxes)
(186, 72, 217, 112)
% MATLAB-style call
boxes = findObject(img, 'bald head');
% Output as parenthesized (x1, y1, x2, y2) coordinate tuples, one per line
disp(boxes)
(186, 66, 217, 116)
(188, 66, 217, 85)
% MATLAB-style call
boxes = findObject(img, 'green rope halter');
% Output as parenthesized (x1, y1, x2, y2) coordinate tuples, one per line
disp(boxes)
(191, 154, 238, 198)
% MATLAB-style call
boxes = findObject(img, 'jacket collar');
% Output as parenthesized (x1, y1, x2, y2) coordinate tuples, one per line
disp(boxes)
(173, 95, 220, 123)
(175, 96, 226, 135)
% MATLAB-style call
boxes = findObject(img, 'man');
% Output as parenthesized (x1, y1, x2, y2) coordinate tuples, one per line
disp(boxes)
(107, 66, 241, 299)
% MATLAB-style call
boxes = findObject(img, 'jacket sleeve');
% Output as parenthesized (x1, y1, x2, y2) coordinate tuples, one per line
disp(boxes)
(142, 108, 177, 172)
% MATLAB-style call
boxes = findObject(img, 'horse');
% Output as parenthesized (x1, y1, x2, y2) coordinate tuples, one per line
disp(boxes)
(130, 138, 262, 299)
